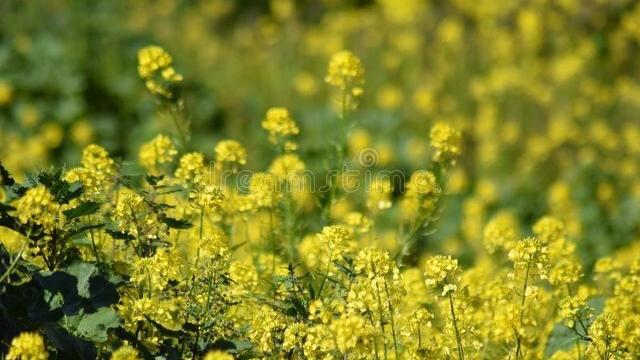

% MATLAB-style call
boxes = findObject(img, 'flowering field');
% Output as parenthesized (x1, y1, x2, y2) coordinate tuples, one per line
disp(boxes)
(1, 1, 640, 359)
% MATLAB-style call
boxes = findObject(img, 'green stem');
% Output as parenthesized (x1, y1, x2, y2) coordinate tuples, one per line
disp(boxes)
(367, 313, 381, 360)
(193, 207, 204, 275)
(374, 284, 388, 359)
(515, 261, 531, 359)
(0, 242, 28, 284)
(577, 336, 582, 360)
(317, 250, 334, 299)
(89, 225, 101, 264)
(384, 281, 399, 360)
(285, 189, 295, 263)
(448, 293, 465, 360)
(168, 104, 189, 151)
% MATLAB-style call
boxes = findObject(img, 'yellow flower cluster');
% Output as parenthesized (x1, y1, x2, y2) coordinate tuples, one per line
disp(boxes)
(174, 152, 205, 185)
(508, 236, 550, 280)
(318, 224, 352, 254)
(3, 16, 640, 357)
(483, 211, 519, 253)
(113, 192, 165, 245)
(138, 134, 178, 173)
(6, 332, 48, 360)
(189, 183, 224, 210)
(64, 144, 116, 201)
(366, 178, 392, 211)
(325, 51, 364, 90)
(423, 255, 459, 290)
(214, 139, 247, 167)
(249, 172, 282, 209)
(269, 153, 305, 180)
(110, 345, 139, 360)
(261, 107, 299, 145)
(429, 121, 462, 165)
(325, 50, 365, 116)
(407, 170, 438, 195)
(203, 351, 233, 360)
(137, 46, 183, 98)
(13, 185, 63, 233)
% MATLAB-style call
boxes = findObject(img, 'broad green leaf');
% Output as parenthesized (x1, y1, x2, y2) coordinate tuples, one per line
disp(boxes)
(66, 262, 98, 298)
(76, 307, 120, 342)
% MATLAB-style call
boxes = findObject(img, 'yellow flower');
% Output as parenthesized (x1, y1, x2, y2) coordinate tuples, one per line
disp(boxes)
(0, 80, 13, 105)
(353, 246, 397, 278)
(376, 84, 403, 110)
(325, 50, 365, 116)
(203, 351, 233, 360)
(325, 50, 365, 91)
(407, 170, 438, 196)
(110, 345, 139, 360)
(483, 211, 519, 253)
(138, 134, 178, 173)
(70, 120, 94, 146)
(13, 185, 64, 233)
(269, 153, 305, 180)
(558, 295, 592, 328)
(293, 72, 318, 97)
(189, 183, 224, 210)
(429, 122, 462, 164)
(137, 45, 183, 98)
(174, 152, 206, 185)
(343, 212, 372, 234)
(331, 314, 374, 356)
(261, 107, 299, 144)
(6, 332, 48, 360)
(319, 225, 352, 254)
(508, 236, 550, 280)
(214, 139, 247, 167)
(424, 255, 459, 287)
(366, 178, 392, 211)
(532, 216, 565, 243)
(64, 144, 117, 201)
(249, 172, 282, 208)
(138, 46, 173, 79)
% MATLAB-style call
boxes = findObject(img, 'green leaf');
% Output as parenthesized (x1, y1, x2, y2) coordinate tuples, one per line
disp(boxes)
(545, 323, 580, 356)
(145, 174, 165, 186)
(105, 229, 135, 241)
(66, 262, 98, 298)
(230, 241, 247, 252)
(76, 307, 120, 342)
(158, 215, 192, 229)
(63, 202, 102, 219)
(0, 203, 16, 212)
(68, 223, 105, 239)
(0, 161, 16, 186)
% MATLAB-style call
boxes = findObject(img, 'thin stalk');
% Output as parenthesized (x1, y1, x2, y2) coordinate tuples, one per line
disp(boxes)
(384, 281, 400, 359)
(448, 293, 465, 360)
(89, 225, 101, 264)
(515, 262, 531, 359)
(317, 250, 334, 299)
(374, 284, 388, 359)
(0, 242, 28, 284)
(285, 190, 295, 263)
(577, 337, 582, 360)
(192, 207, 205, 287)
(168, 104, 189, 151)
(367, 313, 381, 360)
